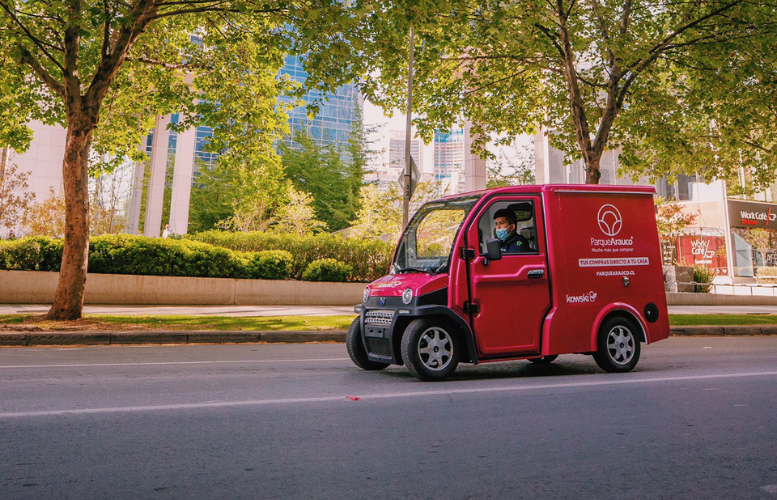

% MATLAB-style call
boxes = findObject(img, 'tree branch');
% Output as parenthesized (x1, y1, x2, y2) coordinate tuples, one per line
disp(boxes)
(0, 0, 66, 71)
(19, 46, 65, 97)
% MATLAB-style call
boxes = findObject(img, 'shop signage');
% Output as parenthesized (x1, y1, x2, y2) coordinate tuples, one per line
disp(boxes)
(727, 200, 777, 230)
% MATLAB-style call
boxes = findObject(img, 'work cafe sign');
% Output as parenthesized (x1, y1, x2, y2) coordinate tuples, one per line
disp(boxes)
(727, 200, 777, 230)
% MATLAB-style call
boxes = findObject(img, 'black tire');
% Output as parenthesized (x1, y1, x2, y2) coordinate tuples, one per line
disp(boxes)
(528, 355, 559, 365)
(346, 318, 390, 371)
(592, 316, 641, 373)
(400, 318, 459, 381)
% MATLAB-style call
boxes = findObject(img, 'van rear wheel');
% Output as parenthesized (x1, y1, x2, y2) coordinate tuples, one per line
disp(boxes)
(401, 318, 459, 381)
(346, 318, 390, 371)
(593, 317, 641, 373)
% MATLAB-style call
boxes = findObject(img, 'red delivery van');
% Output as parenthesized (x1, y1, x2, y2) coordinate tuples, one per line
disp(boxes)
(348, 184, 670, 381)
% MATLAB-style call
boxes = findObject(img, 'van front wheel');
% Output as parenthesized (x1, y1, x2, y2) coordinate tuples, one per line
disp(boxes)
(593, 317, 641, 373)
(346, 318, 390, 371)
(401, 318, 459, 381)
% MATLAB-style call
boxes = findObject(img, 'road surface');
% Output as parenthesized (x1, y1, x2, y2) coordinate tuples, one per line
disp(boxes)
(1, 338, 776, 499)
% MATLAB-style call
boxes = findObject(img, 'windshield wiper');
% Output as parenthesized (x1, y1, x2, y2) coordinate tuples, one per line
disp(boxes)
(395, 267, 431, 274)
(431, 263, 449, 275)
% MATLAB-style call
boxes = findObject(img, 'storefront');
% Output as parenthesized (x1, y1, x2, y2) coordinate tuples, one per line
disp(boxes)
(726, 199, 777, 278)
(664, 196, 777, 282)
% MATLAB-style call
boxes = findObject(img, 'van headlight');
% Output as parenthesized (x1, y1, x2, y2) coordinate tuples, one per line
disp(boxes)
(362, 288, 370, 303)
(402, 288, 413, 305)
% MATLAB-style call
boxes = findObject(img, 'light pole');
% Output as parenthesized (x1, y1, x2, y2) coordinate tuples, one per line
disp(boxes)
(402, 25, 415, 229)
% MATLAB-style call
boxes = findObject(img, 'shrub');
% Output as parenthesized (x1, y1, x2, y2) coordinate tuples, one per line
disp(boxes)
(0, 237, 63, 271)
(302, 258, 353, 282)
(245, 250, 293, 280)
(692, 264, 715, 293)
(187, 231, 393, 282)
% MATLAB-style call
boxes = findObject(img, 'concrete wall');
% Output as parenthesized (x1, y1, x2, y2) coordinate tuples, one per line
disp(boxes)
(0, 271, 365, 306)
(3, 270, 776, 306)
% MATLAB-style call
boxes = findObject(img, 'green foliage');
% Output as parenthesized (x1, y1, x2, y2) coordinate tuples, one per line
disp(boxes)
(0, 235, 293, 280)
(0, 237, 63, 271)
(246, 251, 293, 280)
(692, 265, 715, 293)
(280, 129, 362, 231)
(302, 258, 354, 282)
(302, 0, 777, 187)
(188, 231, 393, 282)
(188, 161, 240, 233)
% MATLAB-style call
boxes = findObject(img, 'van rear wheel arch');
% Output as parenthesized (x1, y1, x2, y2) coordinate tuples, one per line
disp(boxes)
(596, 310, 647, 344)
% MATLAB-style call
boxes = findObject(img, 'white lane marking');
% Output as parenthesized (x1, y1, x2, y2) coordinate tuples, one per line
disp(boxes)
(1, 371, 776, 419)
(762, 485, 777, 495)
(0, 358, 350, 369)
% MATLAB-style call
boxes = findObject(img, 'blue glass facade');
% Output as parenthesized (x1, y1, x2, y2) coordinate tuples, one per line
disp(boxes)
(279, 55, 358, 148)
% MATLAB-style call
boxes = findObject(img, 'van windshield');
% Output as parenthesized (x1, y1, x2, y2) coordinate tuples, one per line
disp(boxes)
(393, 195, 481, 275)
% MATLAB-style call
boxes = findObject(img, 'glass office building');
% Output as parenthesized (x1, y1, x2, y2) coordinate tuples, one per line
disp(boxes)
(279, 55, 358, 148)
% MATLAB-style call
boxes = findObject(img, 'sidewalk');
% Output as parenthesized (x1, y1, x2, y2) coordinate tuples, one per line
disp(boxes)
(2, 325, 777, 347)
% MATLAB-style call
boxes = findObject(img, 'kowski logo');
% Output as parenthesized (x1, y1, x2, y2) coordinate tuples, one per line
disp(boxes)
(566, 291, 598, 304)
(597, 204, 623, 237)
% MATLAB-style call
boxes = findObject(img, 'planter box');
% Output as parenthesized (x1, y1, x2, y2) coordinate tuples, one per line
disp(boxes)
(0, 270, 365, 306)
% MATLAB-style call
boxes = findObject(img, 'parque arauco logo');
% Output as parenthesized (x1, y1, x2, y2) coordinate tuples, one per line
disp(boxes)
(597, 204, 623, 237)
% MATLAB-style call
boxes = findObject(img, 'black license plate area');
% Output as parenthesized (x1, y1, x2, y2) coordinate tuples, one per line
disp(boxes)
(364, 325, 387, 338)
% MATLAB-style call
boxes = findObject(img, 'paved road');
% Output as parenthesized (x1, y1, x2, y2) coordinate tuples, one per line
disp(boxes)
(2, 303, 776, 316)
(1, 338, 776, 499)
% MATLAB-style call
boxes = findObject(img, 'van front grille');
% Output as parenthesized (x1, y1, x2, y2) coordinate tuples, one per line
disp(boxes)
(365, 310, 394, 326)
(366, 338, 392, 358)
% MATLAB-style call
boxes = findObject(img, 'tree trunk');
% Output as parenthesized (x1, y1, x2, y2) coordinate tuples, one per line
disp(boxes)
(584, 151, 603, 184)
(46, 113, 96, 320)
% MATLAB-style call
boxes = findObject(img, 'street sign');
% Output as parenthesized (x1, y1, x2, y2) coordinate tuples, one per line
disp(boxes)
(398, 155, 421, 199)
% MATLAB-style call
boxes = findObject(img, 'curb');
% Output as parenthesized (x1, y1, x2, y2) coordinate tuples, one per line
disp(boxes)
(1, 326, 777, 347)
(668, 325, 777, 336)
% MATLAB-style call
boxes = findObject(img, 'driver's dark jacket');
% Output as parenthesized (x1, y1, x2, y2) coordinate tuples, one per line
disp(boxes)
(500, 232, 530, 253)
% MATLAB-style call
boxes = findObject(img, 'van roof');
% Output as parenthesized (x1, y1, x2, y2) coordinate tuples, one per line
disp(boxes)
(438, 184, 656, 200)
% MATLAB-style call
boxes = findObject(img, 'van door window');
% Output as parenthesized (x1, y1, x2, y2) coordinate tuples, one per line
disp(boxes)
(478, 200, 538, 255)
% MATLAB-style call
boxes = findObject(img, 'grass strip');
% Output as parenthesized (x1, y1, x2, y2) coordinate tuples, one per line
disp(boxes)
(2, 313, 776, 331)
(668, 314, 777, 326)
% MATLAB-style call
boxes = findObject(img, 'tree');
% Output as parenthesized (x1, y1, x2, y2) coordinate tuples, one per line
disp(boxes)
(274, 184, 327, 236)
(306, 0, 777, 187)
(350, 181, 442, 241)
(24, 187, 66, 237)
(654, 196, 698, 239)
(744, 228, 771, 266)
(89, 159, 133, 235)
(280, 129, 361, 231)
(187, 161, 238, 233)
(0, 0, 343, 319)
(487, 140, 535, 188)
(0, 147, 36, 235)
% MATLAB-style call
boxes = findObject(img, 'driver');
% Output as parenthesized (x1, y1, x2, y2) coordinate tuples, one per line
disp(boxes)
(493, 208, 529, 253)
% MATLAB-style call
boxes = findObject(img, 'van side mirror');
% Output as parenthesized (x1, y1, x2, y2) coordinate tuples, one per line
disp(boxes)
(485, 238, 502, 262)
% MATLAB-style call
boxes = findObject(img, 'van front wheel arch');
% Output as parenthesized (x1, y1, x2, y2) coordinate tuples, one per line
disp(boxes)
(593, 316, 641, 373)
(346, 318, 390, 371)
(401, 318, 460, 381)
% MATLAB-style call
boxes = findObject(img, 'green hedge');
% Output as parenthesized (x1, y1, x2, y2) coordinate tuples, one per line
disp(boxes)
(0, 236, 293, 280)
(302, 258, 353, 282)
(187, 231, 393, 282)
(0, 237, 63, 271)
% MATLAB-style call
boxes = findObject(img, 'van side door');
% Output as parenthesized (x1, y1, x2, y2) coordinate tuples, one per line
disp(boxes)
(465, 195, 551, 357)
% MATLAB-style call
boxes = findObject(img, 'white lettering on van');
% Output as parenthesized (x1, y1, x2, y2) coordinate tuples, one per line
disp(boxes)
(590, 236, 634, 247)
(579, 257, 649, 267)
(566, 291, 598, 304)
